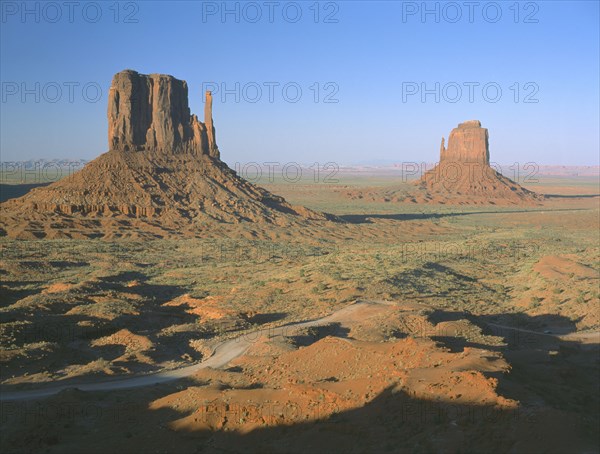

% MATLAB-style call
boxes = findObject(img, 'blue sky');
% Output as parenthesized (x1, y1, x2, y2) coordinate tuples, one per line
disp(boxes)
(1, 1, 599, 165)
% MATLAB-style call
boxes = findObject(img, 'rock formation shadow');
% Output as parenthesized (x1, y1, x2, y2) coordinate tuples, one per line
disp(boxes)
(339, 207, 591, 224)
(1, 310, 597, 454)
(0, 183, 51, 203)
(543, 193, 600, 199)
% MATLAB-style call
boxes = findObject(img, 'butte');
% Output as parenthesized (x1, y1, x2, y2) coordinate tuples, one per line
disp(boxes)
(0, 70, 335, 239)
(411, 120, 542, 205)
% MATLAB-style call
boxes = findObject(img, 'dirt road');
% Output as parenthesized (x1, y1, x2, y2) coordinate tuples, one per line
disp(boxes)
(2, 300, 596, 401)
(0, 300, 397, 401)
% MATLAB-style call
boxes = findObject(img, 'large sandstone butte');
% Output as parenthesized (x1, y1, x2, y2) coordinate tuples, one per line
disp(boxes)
(0, 70, 333, 239)
(411, 120, 542, 205)
(338, 121, 542, 206)
(440, 120, 489, 165)
(107, 70, 219, 157)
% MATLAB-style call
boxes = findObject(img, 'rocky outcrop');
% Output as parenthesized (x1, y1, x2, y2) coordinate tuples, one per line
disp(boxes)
(440, 120, 489, 165)
(204, 90, 219, 158)
(407, 120, 542, 205)
(0, 69, 334, 239)
(107, 70, 214, 155)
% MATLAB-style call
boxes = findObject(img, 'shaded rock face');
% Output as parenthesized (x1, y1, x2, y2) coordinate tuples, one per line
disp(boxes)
(107, 70, 219, 158)
(440, 120, 489, 165)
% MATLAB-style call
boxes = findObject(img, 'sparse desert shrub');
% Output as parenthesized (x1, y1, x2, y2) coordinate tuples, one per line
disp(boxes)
(529, 296, 543, 308)
(311, 283, 327, 294)
(320, 297, 336, 303)
(330, 271, 344, 281)
(551, 296, 561, 305)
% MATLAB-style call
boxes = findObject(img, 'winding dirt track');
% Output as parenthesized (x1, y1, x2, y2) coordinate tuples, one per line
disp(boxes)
(1, 300, 596, 402)
(0, 300, 398, 402)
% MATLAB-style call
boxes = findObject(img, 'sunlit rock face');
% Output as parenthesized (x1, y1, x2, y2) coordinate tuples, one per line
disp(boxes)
(440, 120, 490, 165)
(107, 69, 218, 158)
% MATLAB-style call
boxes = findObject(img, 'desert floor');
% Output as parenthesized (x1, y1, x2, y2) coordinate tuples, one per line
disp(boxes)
(1, 172, 598, 453)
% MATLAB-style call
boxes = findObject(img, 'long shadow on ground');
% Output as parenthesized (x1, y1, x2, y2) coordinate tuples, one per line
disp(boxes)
(339, 208, 592, 223)
(0, 310, 597, 453)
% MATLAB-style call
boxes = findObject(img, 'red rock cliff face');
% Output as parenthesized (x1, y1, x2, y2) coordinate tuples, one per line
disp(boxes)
(440, 120, 489, 165)
(107, 70, 219, 157)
